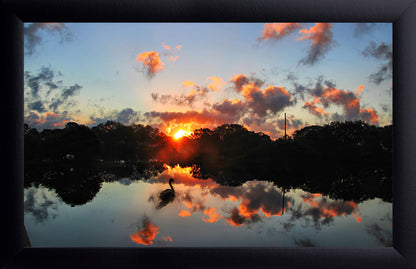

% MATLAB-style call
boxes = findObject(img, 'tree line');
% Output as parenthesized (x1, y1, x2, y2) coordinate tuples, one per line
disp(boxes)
(24, 120, 392, 203)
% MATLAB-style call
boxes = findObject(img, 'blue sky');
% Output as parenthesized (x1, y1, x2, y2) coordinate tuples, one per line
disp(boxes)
(24, 23, 392, 139)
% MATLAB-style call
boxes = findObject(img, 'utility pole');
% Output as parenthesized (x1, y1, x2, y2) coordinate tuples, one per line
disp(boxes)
(284, 112, 287, 140)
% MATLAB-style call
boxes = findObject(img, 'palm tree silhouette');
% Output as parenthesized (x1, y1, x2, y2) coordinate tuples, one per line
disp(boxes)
(156, 178, 176, 209)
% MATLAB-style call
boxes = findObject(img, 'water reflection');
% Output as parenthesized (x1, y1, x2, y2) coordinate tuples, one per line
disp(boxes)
(24, 163, 392, 247)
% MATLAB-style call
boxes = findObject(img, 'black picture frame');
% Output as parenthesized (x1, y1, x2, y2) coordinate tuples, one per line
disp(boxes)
(2, 0, 415, 268)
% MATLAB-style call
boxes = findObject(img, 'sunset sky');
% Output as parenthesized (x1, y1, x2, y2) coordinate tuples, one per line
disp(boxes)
(24, 23, 392, 139)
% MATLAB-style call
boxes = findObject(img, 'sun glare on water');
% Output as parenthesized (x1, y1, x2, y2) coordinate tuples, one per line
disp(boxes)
(173, 129, 192, 139)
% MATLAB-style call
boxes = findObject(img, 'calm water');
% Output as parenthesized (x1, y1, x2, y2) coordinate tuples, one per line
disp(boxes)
(24, 164, 392, 247)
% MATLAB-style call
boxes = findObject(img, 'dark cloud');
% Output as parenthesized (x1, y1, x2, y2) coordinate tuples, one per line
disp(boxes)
(25, 67, 55, 97)
(89, 108, 141, 126)
(354, 23, 377, 37)
(24, 23, 73, 55)
(24, 188, 59, 223)
(116, 108, 140, 125)
(48, 98, 65, 112)
(151, 92, 198, 106)
(298, 23, 335, 66)
(25, 67, 82, 114)
(27, 100, 47, 113)
(230, 74, 265, 93)
(211, 99, 245, 117)
(362, 42, 392, 84)
(287, 194, 360, 230)
(25, 111, 73, 130)
(238, 84, 294, 117)
(276, 116, 304, 130)
(210, 181, 292, 227)
(295, 76, 379, 125)
(365, 224, 392, 246)
(293, 238, 316, 247)
(286, 72, 298, 82)
(61, 84, 82, 100)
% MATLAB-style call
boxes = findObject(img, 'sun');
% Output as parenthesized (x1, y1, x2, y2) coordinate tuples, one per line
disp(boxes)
(173, 129, 192, 139)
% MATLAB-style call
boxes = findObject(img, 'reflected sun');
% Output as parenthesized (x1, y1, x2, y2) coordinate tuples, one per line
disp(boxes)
(173, 129, 192, 139)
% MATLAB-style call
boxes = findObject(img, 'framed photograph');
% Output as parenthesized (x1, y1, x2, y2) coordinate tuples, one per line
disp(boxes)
(2, 0, 416, 268)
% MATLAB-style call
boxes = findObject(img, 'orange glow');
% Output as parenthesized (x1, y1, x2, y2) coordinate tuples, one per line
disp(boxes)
(298, 23, 333, 45)
(227, 219, 244, 227)
(360, 108, 379, 125)
(354, 85, 364, 95)
(178, 210, 192, 217)
(158, 164, 219, 189)
(303, 101, 329, 118)
(130, 222, 160, 245)
(174, 129, 193, 139)
(260, 23, 303, 41)
(182, 81, 196, 87)
(136, 51, 165, 76)
(162, 42, 171, 50)
(206, 76, 226, 92)
(202, 208, 222, 223)
(301, 194, 361, 222)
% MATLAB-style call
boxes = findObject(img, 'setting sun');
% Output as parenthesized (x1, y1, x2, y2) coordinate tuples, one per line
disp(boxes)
(173, 129, 192, 139)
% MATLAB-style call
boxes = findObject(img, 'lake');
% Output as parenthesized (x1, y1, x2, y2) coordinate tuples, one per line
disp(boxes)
(24, 163, 392, 247)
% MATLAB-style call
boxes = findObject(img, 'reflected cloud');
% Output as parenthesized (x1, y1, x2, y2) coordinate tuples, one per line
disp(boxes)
(365, 223, 392, 246)
(130, 215, 160, 245)
(293, 237, 316, 247)
(287, 192, 361, 230)
(24, 187, 59, 223)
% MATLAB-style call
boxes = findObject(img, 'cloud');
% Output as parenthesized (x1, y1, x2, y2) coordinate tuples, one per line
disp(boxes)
(202, 207, 223, 223)
(354, 23, 377, 37)
(130, 215, 160, 245)
(27, 100, 47, 113)
(303, 99, 329, 119)
(258, 23, 303, 42)
(241, 83, 294, 117)
(354, 85, 364, 96)
(365, 223, 392, 246)
(25, 67, 82, 115)
(230, 74, 264, 93)
(210, 181, 292, 227)
(25, 111, 73, 130)
(360, 108, 378, 125)
(162, 42, 181, 62)
(151, 77, 225, 107)
(24, 187, 59, 223)
(287, 193, 361, 229)
(211, 98, 246, 117)
(148, 73, 297, 138)
(183, 81, 196, 87)
(206, 76, 226, 92)
(362, 42, 392, 84)
(293, 238, 316, 247)
(24, 23, 73, 55)
(136, 51, 165, 78)
(24, 66, 56, 98)
(230, 74, 293, 117)
(61, 84, 82, 100)
(298, 23, 335, 66)
(116, 108, 141, 125)
(88, 108, 141, 126)
(299, 77, 379, 125)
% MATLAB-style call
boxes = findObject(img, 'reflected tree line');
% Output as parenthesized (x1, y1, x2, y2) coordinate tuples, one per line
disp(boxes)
(24, 120, 392, 206)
